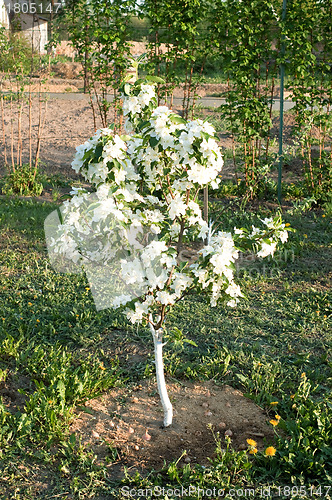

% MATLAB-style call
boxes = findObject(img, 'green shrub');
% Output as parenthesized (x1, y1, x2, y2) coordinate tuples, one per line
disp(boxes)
(2, 164, 44, 197)
(0, 25, 36, 74)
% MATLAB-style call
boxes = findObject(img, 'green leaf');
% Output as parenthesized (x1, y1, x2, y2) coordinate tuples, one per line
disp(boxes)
(236, 373, 248, 385)
(170, 115, 186, 125)
(57, 380, 66, 401)
(149, 136, 159, 148)
(137, 120, 151, 131)
(145, 75, 165, 84)
(123, 83, 131, 96)
(94, 144, 103, 162)
(69, 433, 76, 446)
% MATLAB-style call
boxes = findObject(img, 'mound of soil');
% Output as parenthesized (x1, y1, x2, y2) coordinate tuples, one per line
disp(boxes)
(70, 379, 276, 478)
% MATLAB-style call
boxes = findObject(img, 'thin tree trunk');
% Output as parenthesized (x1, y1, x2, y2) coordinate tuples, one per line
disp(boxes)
(0, 82, 8, 166)
(149, 319, 173, 427)
(83, 28, 89, 94)
(204, 186, 208, 223)
(17, 95, 23, 167)
(10, 93, 15, 171)
(29, 78, 32, 168)
(89, 91, 97, 131)
(34, 90, 47, 173)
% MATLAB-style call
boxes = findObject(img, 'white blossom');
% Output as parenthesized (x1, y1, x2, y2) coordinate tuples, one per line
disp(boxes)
(257, 241, 277, 258)
(168, 193, 187, 220)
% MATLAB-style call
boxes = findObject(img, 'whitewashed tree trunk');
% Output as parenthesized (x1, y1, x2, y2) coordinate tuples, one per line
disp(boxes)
(149, 320, 173, 427)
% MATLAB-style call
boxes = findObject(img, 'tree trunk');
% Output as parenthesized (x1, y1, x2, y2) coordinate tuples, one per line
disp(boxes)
(149, 320, 173, 427)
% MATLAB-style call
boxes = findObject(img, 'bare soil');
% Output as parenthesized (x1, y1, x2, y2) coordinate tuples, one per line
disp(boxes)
(1, 363, 278, 478)
(70, 379, 276, 478)
(0, 94, 96, 180)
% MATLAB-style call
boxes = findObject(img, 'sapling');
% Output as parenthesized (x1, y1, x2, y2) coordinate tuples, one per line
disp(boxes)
(45, 78, 290, 427)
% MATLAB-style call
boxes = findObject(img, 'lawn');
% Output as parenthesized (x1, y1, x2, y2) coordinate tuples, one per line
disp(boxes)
(0, 194, 331, 499)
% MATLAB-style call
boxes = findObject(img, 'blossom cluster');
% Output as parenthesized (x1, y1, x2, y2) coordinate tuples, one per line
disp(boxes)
(47, 80, 290, 325)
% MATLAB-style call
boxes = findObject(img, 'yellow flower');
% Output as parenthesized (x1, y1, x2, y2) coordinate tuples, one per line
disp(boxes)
(265, 446, 276, 457)
(275, 415, 281, 420)
(304, 234, 308, 238)
(99, 364, 106, 370)
(285, 223, 291, 227)
(28, 302, 32, 306)
(85, 287, 90, 291)
(322, 214, 326, 218)
(246, 438, 257, 447)
(270, 419, 279, 427)
(249, 448, 258, 455)
(301, 372, 306, 378)
(290, 394, 295, 399)
(36, 319, 40, 323)
(270, 401, 278, 406)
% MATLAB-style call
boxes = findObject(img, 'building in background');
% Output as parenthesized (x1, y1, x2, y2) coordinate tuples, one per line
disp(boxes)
(0, 0, 48, 53)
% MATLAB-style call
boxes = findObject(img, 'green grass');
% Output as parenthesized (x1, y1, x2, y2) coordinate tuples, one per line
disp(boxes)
(0, 195, 331, 498)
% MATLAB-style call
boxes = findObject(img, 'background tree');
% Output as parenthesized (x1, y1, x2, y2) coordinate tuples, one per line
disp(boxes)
(53, 0, 136, 129)
(143, 0, 210, 118)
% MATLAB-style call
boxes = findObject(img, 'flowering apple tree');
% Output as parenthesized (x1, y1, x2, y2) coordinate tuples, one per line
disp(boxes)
(45, 78, 290, 427)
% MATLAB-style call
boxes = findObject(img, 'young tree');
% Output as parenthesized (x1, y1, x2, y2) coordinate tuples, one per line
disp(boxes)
(45, 79, 290, 427)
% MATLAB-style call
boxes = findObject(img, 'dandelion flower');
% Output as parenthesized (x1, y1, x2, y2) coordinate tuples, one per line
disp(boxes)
(270, 401, 278, 406)
(265, 446, 276, 457)
(269, 419, 279, 427)
(275, 415, 281, 420)
(246, 439, 257, 447)
(249, 448, 258, 455)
